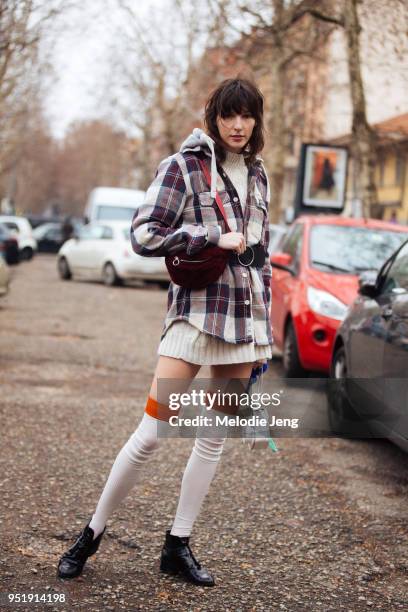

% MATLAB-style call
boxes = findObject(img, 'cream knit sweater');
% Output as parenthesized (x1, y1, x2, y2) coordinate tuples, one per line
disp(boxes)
(220, 151, 248, 211)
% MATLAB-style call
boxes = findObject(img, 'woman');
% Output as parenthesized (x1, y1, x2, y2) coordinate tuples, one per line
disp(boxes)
(57, 78, 273, 587)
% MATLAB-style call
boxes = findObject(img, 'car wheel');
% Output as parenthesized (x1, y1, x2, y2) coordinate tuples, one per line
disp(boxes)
(58, 257, 72, 280)
(283, 321, 305, 378)
(103, 262, 122, 286)
(327, 345, 364, 436)
(21, 247, 33, 261)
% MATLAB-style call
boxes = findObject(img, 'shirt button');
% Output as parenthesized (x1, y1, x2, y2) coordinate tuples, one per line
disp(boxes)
(242, 272, 248, 278)
(245, 300, 250, 305)
(233, 197, 239, 202)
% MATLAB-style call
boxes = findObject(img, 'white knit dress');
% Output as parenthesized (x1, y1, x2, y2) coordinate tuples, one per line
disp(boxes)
(157, 151, 273, 365)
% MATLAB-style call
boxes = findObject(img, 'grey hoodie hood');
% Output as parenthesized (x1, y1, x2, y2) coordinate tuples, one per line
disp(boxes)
(179, 128, 218, 197)
(179, 127, 264, 199)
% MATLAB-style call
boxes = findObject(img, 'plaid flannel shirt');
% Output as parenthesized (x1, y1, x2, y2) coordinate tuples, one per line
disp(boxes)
(130, 137, 273, 346)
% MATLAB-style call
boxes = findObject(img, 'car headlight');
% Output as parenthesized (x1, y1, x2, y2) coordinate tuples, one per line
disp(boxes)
(307, 286, 348, 321)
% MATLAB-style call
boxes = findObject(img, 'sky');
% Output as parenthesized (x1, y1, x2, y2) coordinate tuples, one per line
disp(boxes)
(44, 2, 118, 138)
(43, 0, 214, 139)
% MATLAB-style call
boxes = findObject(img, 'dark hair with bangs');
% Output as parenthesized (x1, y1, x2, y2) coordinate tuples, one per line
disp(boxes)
(204, 78, 265, 166)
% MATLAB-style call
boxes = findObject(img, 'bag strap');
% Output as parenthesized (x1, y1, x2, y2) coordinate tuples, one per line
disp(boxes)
(198, 158, 231, 233)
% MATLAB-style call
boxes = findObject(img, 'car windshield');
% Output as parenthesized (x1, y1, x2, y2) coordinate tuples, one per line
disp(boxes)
(269, 226, 286, 253)
(122, 229, 131, 241)
(3, 222, 19, 233)
(310, 224, 408, 274)
(96, 206, 137, 221)
(0, 223, 11, 237)
(33, 224, 58, 238)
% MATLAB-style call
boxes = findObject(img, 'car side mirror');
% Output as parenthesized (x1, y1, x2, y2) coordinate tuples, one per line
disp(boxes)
(270, 252, 294, 274)
(358, 270, 378, 298)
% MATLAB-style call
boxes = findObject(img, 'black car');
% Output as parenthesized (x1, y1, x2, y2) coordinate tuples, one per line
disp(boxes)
(0, 223, 19, 264)
(33, 223, 65, 253)
(328, 238, 408, 452)
(26, 215, 61, 230)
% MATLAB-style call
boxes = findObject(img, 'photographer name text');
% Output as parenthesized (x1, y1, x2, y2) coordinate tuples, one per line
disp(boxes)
(168, 414, 299, 429)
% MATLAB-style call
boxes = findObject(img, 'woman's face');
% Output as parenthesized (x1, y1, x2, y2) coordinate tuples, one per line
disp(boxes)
(216, 111, 256, 154)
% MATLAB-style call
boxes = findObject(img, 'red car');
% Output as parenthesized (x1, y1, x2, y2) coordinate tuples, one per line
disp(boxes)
(270, 215, 408, 376)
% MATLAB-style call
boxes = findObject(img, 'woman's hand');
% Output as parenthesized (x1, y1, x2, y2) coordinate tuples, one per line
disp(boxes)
(218, 232, 246, 254)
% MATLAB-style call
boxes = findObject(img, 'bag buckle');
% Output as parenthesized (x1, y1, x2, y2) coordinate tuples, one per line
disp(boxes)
(237, 246, 255, 267)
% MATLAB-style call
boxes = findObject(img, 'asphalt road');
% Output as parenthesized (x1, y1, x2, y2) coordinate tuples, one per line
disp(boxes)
(0, 255, 407, 611)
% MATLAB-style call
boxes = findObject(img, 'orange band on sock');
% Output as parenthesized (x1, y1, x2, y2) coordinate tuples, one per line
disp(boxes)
(145, 395, 178, 422)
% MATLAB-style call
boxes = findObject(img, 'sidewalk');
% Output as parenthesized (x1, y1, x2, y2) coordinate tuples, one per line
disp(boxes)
(0, 257, 406, 611)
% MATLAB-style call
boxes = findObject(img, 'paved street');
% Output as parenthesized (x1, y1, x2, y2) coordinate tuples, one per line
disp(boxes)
(0, 256, 407, 611)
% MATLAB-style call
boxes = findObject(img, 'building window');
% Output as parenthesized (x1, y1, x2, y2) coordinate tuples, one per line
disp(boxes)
(395, 152, 405, 186)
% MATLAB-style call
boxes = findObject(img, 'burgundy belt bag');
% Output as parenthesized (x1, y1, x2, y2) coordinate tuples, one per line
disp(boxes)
(165, 159, 231, 290)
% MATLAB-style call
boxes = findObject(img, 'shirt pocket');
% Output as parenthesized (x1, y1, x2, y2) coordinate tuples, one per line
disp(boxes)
(197, 190, 236, 232)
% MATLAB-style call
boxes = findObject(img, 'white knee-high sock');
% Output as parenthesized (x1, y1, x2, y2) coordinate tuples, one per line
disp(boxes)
(170, 437, 226, 537)
(89, 413, 160, 539)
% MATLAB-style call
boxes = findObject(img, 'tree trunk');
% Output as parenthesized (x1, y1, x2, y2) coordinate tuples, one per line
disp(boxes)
(343, 0, 377, 218)
(268, 56, 286, 224)
(268, 0, 286, 224)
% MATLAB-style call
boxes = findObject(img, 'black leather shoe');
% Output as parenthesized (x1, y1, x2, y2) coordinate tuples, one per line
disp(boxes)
(57, 521, 106, 579)
(160, 530, 215, 587)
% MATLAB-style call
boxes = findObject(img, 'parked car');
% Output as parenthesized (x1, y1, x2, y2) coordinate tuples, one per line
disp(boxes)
(328, 238, 408, 452)
(270, 215, 408, 376)
(27, 214, 86, 231)
(0, 256, 10, 297)
(84, 187, 146, 223)
(0, 215, 37, 260)
(57, 221, 169, 287)
(268, 223, 287, 254)
(26, 214, 62, 230)
(33, 223, 65, 253)
(0, 223, 19, 264)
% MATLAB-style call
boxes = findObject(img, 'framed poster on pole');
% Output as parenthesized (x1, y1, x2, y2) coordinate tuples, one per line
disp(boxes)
(293, 143, 348, 218)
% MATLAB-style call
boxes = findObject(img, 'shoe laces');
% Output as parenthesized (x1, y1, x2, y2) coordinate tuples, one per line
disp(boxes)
(69, 529, 92, 553)
(186, 543, 201, 569)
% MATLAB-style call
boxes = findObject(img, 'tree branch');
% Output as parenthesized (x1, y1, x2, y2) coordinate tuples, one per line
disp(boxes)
(289, 7, 345, 28)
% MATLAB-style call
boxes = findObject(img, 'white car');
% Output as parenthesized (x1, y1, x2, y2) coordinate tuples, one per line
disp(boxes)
(57, 221, 169, 287)
(0, 216, 37, 260)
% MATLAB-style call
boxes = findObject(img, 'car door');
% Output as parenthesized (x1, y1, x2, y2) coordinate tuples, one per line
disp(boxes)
(346, 288, 389, 421)
(83, 225, 114, 275)
(90, 225, 114, 275)
(271, 223, 304, 347)
(380, 241, 408, 442)
(68, 225, 103, 276)
(43, 226, 63, 252)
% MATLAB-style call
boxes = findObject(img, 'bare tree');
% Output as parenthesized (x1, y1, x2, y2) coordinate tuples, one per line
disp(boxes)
(0, 1, 72, 206)
(343, 0, 376, 218)
(214, 0, 408, 219)
(289, 0, 408, 217)
(213, 0, 334, 222)
(53, 120, 136, 215)
(102, 0, 218, 187)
